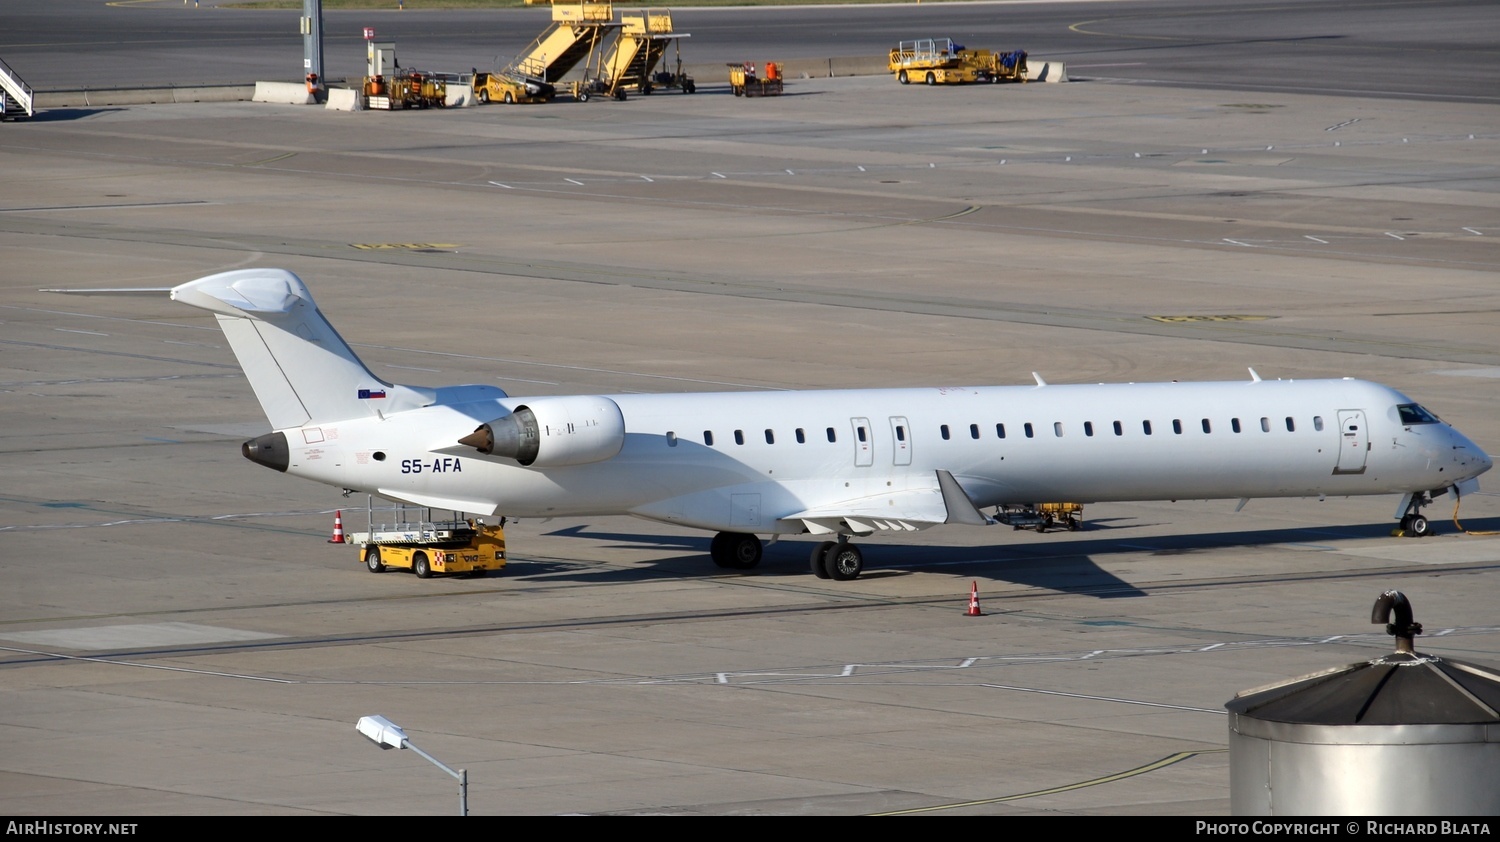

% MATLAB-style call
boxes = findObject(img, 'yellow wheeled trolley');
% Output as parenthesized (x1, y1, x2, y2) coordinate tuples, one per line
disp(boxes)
(728, 62, 784, 97)
(351, 501, 507, 579)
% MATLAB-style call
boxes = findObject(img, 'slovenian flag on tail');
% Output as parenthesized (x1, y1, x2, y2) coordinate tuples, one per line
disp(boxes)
(358, 389, 387, 400)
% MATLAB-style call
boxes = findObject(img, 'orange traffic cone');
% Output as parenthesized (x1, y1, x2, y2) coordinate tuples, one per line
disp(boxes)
(964, 581, 983, 617)
(328, 510, 345, 544)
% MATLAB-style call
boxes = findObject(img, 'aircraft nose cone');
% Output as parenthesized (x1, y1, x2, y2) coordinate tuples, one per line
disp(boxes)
(1454, 430, 1493, 478)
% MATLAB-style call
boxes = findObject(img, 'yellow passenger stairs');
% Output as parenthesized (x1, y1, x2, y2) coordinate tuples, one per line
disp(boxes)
(597, 9, 695, 96)
(501, 1, 617, 93)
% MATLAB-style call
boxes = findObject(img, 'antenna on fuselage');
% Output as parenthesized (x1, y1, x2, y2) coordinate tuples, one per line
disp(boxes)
(1032, 372, 1047, 387)
(1248, 367, 1262, 382)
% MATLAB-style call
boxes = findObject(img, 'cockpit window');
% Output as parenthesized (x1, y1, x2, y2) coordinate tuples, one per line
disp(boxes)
(1397, 404, 1441, 425)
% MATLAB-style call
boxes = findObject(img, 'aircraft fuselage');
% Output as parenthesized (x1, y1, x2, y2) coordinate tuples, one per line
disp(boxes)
(271, 378, 1488, 534)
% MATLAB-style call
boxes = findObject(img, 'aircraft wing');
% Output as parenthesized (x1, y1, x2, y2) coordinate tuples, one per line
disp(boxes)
(784, 470, 994, 535)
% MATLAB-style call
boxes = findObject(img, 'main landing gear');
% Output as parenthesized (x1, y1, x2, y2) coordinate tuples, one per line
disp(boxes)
(1398, 493, 1434, 538)
(809, 538, 863, 581)
(710, 531, 762, 569)
(709, 532, 866, 580)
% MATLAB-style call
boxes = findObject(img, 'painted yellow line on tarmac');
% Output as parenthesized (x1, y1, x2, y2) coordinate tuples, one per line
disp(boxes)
(869, 749, 1227, 815)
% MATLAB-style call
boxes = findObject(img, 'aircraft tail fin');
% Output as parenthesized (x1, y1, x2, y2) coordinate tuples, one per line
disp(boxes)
(172, 268, 432, 429)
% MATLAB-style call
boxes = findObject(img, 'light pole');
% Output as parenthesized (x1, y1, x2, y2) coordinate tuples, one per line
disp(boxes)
(355, 715, 468, 816)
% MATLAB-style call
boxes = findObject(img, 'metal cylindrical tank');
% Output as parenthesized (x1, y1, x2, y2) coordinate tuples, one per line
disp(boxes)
(1228, 592, 1500, 815)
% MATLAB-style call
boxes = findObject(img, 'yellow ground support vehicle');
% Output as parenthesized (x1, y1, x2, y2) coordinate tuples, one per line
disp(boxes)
(472, 71, 555, 104)
(889, 38, 1027, 85)
(727, 62, 783, 97)
(353, 517, 507, 579)
(969, 48, 1029, 83)
(364, 70, 448, 109)
(998, 503, 1082, 532)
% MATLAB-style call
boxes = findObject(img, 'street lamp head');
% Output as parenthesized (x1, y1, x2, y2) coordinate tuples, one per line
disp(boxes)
(356, 714, 409, 750)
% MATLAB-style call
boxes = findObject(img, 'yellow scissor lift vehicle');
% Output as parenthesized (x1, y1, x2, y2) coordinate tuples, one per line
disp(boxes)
(596, 9, 695, 97)
(889, 38, 1027, 86)
(479, 1, 616, 104)
(351, 500, 507, 579)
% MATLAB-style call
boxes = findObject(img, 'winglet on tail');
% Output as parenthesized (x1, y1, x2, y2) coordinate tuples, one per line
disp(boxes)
(172, 268, 432, 429)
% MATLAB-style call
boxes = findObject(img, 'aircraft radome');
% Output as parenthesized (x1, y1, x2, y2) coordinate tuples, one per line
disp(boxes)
(169, 268, 1492, 581)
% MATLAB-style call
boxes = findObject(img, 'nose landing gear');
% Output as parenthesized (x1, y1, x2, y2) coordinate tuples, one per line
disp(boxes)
(1399, 512, 1431, 537)
(1396, 492, 1435, 538)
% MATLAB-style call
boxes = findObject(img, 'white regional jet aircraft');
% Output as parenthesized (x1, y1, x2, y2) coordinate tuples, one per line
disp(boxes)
(172, 268, 1491, 580)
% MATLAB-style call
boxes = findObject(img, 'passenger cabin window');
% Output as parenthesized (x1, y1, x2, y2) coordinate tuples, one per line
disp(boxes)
(1084, 421, 1094, 437)
(941, 424, 951, 440)
(1261, 417, 1270, 433)
(996, 423, 1006, 439)
(734, 430, 745, 445)
(1112, 421, 1123, 437)
(1201, 419, 1212, 434)
(1285, 417, 1296, 432)
(1173, 419, 1183, 435)
(1231, 418, 1242, 433)
(826, 427, 836, 443)
(667, 431, 678, 447)
(765, 429, 775, 444)
(1024, 422, 1034, 439)
(1399, 404, 1441, 425)
(704, 430, 714, 446)
(970, 423, 980, 440)
(1314, 416, 1325, 432)
(796, 428, 806, 444)
(1054, 422, 1064, 437)
(1142, 420, 1153, 435)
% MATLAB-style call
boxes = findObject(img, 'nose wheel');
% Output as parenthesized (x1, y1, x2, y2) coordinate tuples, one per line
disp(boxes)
(1398, 493, 1435, 538)
(1400, 512, 1431, 537)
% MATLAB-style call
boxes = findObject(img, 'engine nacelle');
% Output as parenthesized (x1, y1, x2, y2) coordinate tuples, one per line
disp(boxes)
(459, 395, 626, 467)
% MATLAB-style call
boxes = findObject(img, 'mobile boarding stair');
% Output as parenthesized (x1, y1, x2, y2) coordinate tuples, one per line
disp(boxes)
(502, 1, 617, 100)
(0, 57, 35, 120)
(598, 9, 694, 96)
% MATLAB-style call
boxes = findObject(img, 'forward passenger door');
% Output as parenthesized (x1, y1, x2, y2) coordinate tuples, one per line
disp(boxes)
(1334, 409, 1369, 474)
